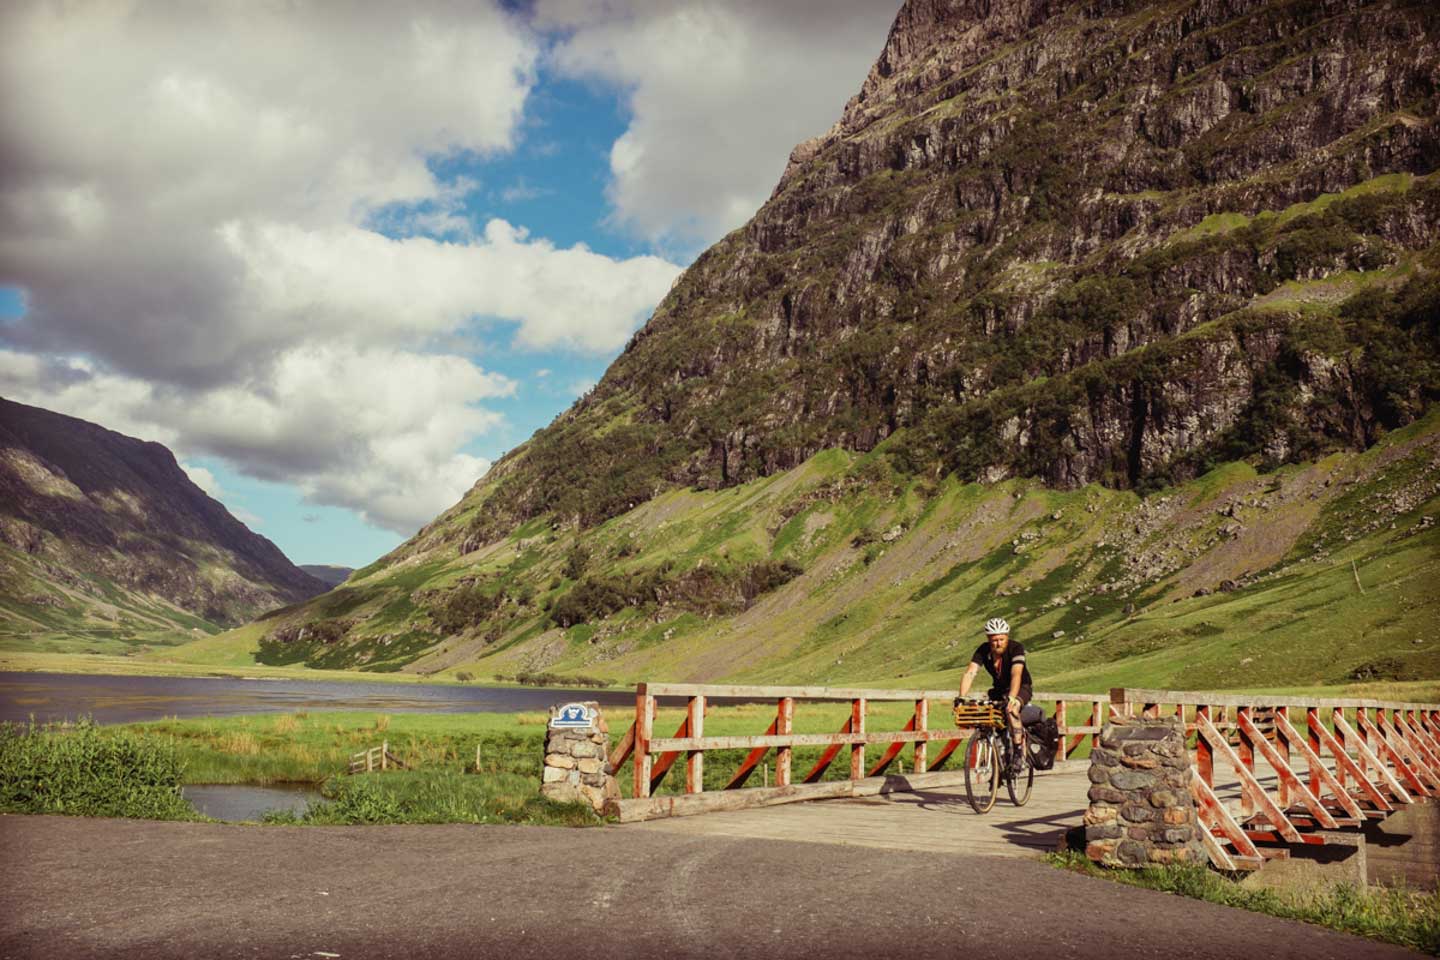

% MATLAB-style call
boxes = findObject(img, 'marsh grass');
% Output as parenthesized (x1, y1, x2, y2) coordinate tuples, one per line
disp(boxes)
(264, 770, 599, 827)
(1046, 850, 1440, 954)
(31, 710, 600, 826)
(219, 731, 260, 755)
(0, 718, 194, 820)
(125, 711, 547, 785)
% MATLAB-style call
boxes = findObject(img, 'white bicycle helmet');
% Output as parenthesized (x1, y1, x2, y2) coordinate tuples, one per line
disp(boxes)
(983, 617, 1010, 635)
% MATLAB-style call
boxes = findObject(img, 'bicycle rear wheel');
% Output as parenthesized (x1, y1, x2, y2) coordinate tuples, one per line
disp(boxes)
(964, 730, 999, 814)
(1007, 731, 1034, 806)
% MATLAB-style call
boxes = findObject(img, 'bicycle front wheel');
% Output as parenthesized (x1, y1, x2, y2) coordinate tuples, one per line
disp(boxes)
(1007, 731, 1034, 806)
(964, 730, 999, 814)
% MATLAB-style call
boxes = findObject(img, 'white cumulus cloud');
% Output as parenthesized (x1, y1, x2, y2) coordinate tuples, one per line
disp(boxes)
(0, 0, 683, 534)
(221, 217, 677, 354)
(181, 463, 223, 499)
(1, 345, 515, 533)
(538, 0, 898, 248)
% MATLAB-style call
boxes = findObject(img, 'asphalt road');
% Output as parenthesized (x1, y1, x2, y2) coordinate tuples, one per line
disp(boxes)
(0, 815, 1422, 959)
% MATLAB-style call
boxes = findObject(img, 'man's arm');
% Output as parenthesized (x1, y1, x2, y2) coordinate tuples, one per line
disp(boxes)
(1008, 662, 1024, 702)
(958, 662, 979, 697)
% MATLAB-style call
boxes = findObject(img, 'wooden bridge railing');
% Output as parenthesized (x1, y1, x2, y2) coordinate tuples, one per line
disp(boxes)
(1111, 688, 1440, 871)
(606, 682, 1103, 821)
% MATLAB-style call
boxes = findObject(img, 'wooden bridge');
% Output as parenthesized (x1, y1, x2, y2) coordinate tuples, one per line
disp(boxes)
(600, 682, 1440, 877)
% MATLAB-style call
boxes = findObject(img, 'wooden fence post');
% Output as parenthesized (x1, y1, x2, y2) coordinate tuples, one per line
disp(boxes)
(686, 695, 705, 794)
(1196, 704, 1213, 790)
(381, 740, 388, 771)
(914, 698, 929, 774)
(634, 684, 654, 799)
(1333, 706, 1348, 788)
(1054, 699, 1068, 763)
(1357, 706, 1370, 779)
(1236, 706, 1255, 818)
(850, 698, 866, 780)
(1275, 706, 1290, 808)
(776, 697, 794, 787)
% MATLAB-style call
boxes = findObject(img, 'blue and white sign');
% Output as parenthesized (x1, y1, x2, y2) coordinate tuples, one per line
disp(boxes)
(550, 702, 595, 730)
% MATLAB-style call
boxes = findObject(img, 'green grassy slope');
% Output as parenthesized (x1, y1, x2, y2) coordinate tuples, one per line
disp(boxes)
(164, 411, 1440, 698)
(0, 543, 224, 656)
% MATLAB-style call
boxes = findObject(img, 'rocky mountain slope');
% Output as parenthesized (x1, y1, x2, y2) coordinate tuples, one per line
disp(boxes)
(443, 0, 1440, 539)
(181, 0, 1440, 690)
(0, 398, 326, 653)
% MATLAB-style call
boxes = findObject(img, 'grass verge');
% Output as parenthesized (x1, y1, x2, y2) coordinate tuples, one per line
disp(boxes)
(1046, 850, 1440, 954)
(125, 710, 551, 784)
(263, 770, 599, 827)
(2, 712, 601, 826)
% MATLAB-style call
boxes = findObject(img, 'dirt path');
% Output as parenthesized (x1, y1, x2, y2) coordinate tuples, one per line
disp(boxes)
(0, 814, 1422, 959)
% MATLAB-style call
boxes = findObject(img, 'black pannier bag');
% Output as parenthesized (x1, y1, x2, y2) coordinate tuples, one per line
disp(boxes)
(1025, 715, 1060, 771)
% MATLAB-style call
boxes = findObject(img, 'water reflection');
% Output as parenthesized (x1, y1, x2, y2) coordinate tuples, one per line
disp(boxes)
(183, 783, 321, 822)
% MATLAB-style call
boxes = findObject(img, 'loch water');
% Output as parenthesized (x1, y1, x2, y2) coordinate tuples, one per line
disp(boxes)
(0, 671, 638, 725)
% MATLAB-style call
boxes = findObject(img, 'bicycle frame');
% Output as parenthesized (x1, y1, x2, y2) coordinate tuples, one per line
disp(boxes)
(955, 697, 1032, 812)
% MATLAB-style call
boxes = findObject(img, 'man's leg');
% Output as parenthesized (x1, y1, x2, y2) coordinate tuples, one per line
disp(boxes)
(1006, 701, 1024, 771)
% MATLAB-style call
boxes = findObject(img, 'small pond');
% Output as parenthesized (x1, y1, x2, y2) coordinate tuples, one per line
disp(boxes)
(182, 783, 322, 822)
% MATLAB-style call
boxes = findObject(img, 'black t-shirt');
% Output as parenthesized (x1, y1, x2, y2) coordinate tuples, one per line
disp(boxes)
(971, 640, 1032, 692)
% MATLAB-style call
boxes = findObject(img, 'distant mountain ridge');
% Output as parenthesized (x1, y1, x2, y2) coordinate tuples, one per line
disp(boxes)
(0, 397, 326, 648)
(300, 565, 354, 589)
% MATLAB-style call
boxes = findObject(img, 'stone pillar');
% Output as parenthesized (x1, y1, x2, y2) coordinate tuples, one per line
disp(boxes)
(1085, 717, 1206, 867)
(540, 701, 620, 815)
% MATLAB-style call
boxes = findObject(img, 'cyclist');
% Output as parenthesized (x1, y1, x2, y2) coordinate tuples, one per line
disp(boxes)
(956, 617, 1033, 773)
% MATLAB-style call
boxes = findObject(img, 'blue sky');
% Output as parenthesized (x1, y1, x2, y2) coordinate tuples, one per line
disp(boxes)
(0, 1, 896, 567)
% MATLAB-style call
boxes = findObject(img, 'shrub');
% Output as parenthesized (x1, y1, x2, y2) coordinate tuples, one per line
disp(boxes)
(738, 560, 803, 601)
(550, 578, 628, 628)
(563, 544, 591, 580)
(493, 672, 609, 688)
(432, 585, 502, 634)
(0, 719, 194, 820)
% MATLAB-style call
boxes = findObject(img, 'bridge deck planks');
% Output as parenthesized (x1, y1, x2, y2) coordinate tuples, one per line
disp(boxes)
(632, 763, 1092, 857)
(630, 756, 1349, 861)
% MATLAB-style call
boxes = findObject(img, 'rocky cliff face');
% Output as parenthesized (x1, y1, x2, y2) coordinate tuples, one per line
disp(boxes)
(0, 398, 326, 633)
(444, 0, 1438, 546)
